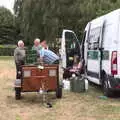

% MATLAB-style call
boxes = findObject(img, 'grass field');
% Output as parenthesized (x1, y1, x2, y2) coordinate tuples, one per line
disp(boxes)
(0, 57, 120, 120)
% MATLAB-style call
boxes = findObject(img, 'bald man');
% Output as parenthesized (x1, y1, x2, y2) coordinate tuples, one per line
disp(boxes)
(14, 40, 26, 79)
(32, 38, 42, 51)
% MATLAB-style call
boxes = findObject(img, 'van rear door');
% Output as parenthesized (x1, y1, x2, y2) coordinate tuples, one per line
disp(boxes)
(61, 30, 80, 68)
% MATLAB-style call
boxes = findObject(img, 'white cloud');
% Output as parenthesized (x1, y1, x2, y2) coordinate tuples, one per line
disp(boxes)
(0, 0, 15, 13)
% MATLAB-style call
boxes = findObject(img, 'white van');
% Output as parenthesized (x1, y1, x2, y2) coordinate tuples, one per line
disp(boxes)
(81, 9, 120, 96)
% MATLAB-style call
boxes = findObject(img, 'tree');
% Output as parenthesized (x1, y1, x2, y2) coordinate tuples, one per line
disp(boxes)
(14, 0, 119, 46)
(0, 7, 17, 44)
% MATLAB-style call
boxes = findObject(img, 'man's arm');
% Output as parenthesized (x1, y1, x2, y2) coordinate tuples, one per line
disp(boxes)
(32, 46, 35, 50)
(39, 48, 45, 64)
(14, 48, 19, 63)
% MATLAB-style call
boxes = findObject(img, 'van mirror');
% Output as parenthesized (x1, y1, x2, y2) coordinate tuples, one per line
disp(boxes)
(59, 49, 62, 55)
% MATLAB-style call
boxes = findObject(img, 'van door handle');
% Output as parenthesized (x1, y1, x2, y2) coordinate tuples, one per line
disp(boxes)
(99, 48, 104, 50)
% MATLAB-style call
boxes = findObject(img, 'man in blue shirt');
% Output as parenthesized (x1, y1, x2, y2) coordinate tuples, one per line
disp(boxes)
(39, 48, 59, 64)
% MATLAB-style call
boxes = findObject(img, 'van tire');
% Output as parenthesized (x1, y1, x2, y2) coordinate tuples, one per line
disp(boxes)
(15, 87, 21, 100)
(103, 75, 113, 97)
(56, 86, 62, 99)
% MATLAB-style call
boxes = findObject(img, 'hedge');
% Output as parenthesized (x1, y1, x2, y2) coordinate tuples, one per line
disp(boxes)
(0, 45, 17, 56)
(0, 44, 58, 56)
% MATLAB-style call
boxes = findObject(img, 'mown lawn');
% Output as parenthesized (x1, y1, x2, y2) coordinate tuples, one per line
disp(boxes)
(0, 57, 120, 120)
(0, 56, 14, 60)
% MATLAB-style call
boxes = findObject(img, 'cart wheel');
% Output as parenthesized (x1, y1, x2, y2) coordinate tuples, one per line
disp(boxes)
(56, 85, 62, 99)
(15, 87, 21, 100)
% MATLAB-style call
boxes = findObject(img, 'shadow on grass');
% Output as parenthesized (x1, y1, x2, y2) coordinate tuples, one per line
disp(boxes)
(6, 83, 120, 109)
(89, 82, 120, 98)
(6, 92, 59, 107)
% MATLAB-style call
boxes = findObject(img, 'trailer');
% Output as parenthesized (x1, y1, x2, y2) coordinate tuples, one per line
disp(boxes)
(14, 50, 62, 100)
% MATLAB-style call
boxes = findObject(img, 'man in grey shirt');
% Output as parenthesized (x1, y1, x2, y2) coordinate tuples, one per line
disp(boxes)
(14, 40, 26, 79)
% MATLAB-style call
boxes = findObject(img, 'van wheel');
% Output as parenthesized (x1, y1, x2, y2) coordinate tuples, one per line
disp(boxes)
(56, 86, 62, 99)
(103, 75, 113, 97)
(15, 87, 21, 100)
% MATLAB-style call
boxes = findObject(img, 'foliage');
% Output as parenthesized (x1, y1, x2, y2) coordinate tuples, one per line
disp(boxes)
(0, 45, 16, 48)
(0, 48, 15, 56)
(0, 45, 16, 56)
(0, 7, 19, 44)
(14, 0, 120, 46)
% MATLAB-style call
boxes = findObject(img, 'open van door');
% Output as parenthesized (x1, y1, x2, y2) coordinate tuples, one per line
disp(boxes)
(86, 20, 105, 84)
(82, 23, 91, 66)
(60, 30, 80, 69)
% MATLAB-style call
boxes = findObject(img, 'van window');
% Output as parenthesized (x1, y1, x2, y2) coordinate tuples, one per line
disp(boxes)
(65, 32, 80, 67)
(65, 32, 80, 54)
(88, 27, 101, 50)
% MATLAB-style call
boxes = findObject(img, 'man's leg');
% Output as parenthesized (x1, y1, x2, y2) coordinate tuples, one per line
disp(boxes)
(15, 63, 21, 79)
(15, 61, 24, 79)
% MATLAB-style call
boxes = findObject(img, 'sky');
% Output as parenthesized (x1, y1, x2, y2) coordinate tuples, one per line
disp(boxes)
(0, 0, 15, 13)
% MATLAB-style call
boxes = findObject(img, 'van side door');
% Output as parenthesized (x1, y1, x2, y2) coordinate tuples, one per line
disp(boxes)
(86, 21, 105, 85)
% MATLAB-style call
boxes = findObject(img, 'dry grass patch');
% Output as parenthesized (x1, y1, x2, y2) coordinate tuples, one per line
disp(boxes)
(0, 57, 120, 120)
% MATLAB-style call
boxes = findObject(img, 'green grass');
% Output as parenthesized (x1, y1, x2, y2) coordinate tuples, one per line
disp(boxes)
(0, 56, 13, 60)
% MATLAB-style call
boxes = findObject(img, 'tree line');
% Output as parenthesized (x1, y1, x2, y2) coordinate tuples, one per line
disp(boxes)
(1, 0, 120, 45)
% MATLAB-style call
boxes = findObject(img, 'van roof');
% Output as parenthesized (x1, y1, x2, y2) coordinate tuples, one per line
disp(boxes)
(85, 9, 120, 30)
(91, 9, 120, 23)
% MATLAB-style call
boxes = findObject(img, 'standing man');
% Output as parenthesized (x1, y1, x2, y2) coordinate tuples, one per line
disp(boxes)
(32, 38, 42, 51)
(32, 38, 43, 63)
(32, 38, 42, 59)
(14, 40, 26, 79)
